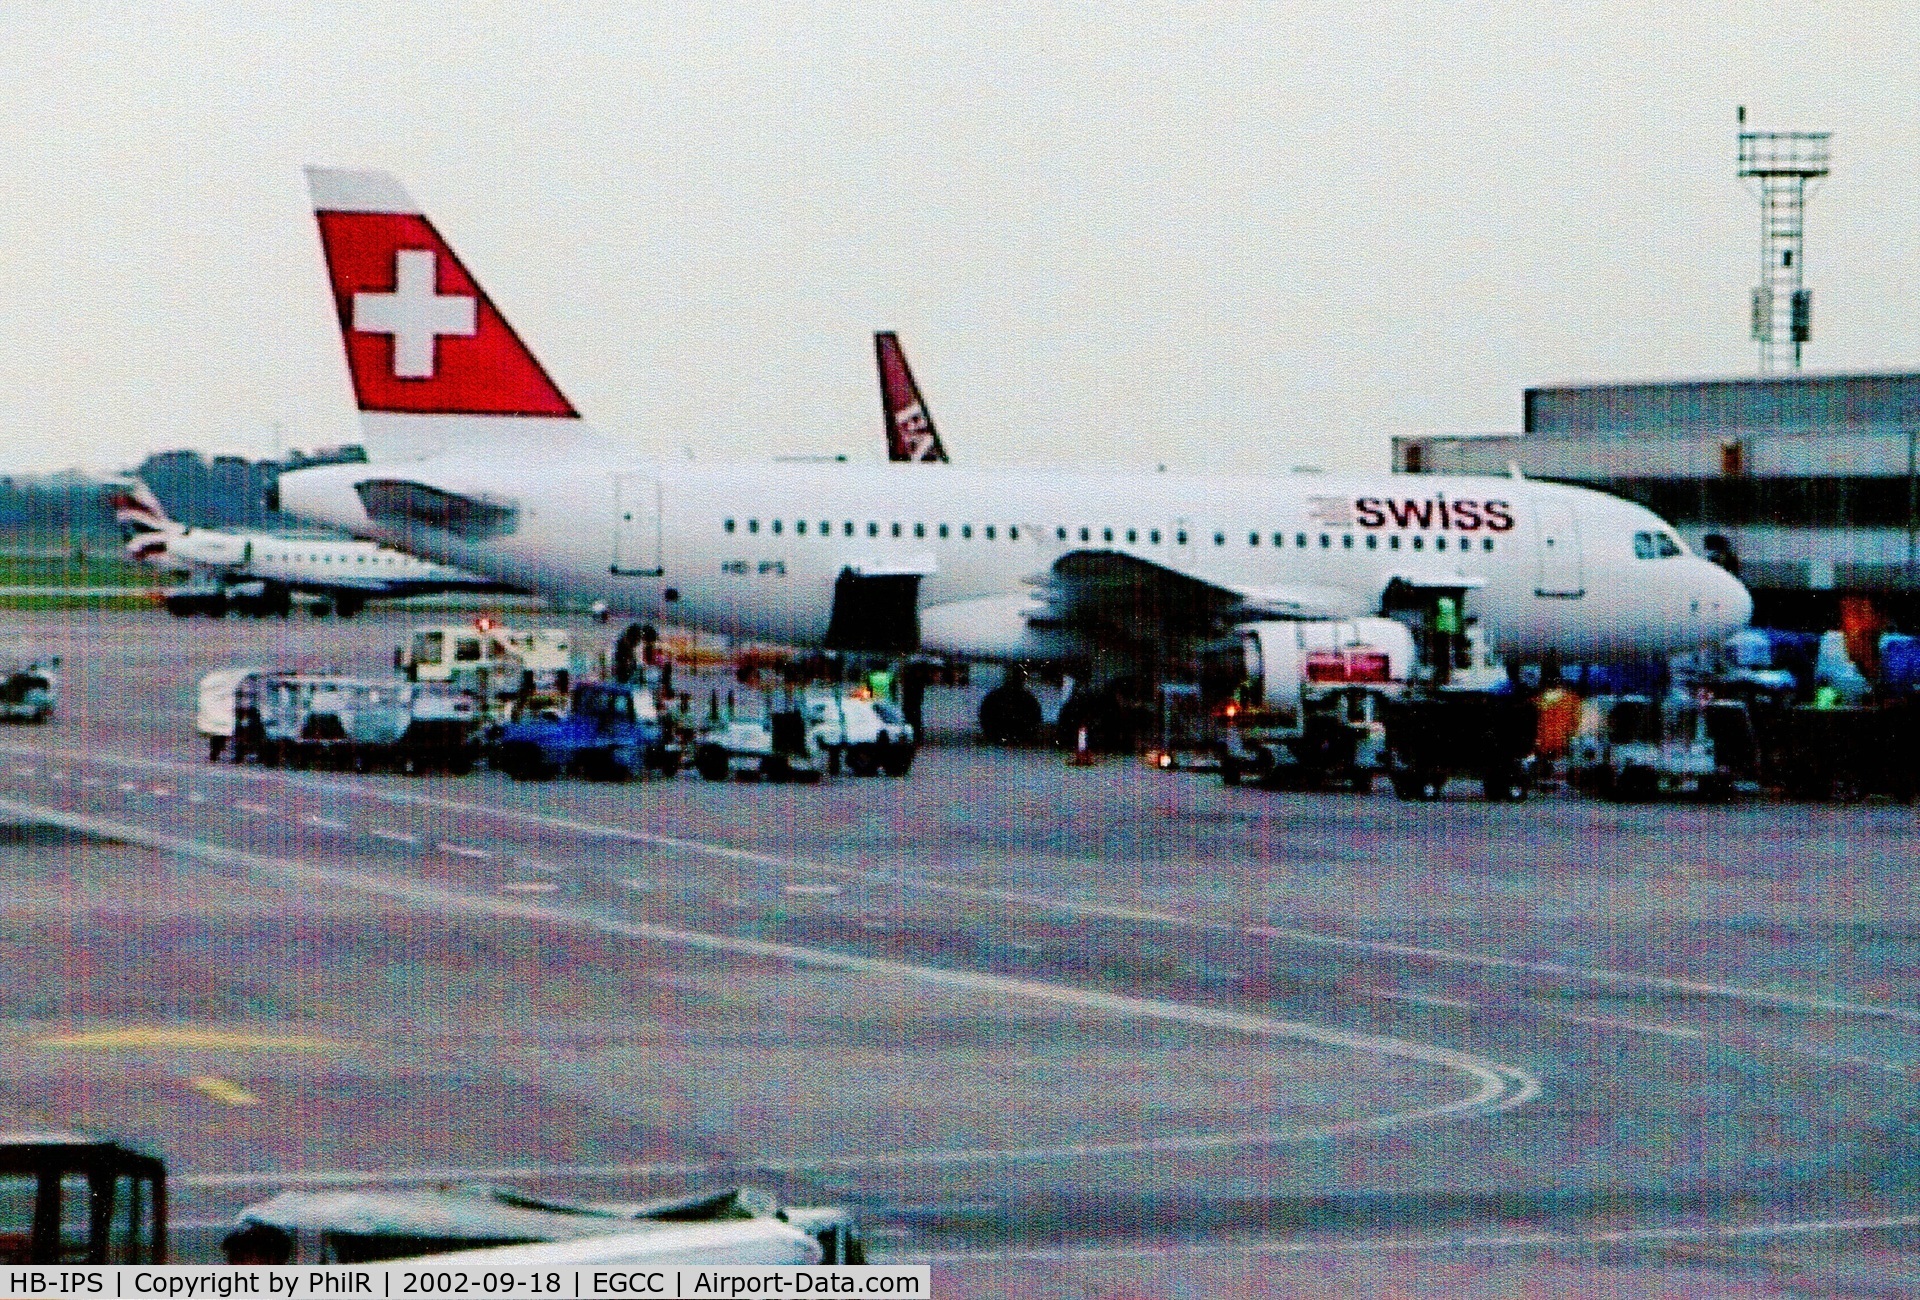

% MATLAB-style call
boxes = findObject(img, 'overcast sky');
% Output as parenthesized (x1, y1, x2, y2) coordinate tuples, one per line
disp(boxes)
(0, 4, 1915, 476)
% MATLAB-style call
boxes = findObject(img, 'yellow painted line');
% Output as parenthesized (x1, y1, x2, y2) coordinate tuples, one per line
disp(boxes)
(35, 1027, 341, 1051)
(188, 1076, 259, 1106)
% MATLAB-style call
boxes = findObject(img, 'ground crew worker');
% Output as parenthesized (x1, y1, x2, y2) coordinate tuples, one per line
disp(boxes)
(1433, 597, 1461, 686)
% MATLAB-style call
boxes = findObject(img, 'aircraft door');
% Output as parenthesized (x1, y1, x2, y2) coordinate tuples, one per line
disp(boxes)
(1532, 492, 1584, 598)
(611, 474, 663, 577)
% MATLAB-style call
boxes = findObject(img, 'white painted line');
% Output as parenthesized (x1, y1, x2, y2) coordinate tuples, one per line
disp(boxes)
(302, 815, 350, 831)
(186, 792, 206, 804)
(902, 1212, 1920, 1264)
(1353, 986, 1705, 1041)
(437, 842, 490, 859)
(0, 795, 1544, 1180)
(80, 777, 101, 787)
(1545, 1010, 1705, 1042)
(117, 781, 140, 792)
(368, 828, 420, 846)
(785, 883, 843, 897)
(20, 740, 1920, 1030)
(47, 770, 65, 781)
(1354, 987, 1480, 1013)
(234, 801, 274, 816)
(338, 777, 1920, 1027)
(501, 881, 558, 894)
(149, 786, 174, 797)
(10, 765, 36, 776)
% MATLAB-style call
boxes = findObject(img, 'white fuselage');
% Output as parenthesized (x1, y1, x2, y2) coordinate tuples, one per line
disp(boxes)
(279, 457, 1753, 661)
(141, 525, 481, 595)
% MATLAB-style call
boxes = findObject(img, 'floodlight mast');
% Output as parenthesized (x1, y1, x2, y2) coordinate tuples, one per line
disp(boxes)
(1737, 111, 1830, 374)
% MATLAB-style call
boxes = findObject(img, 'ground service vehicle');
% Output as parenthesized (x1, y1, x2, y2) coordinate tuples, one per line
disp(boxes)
(1146, 682, 1215, 771)
(694, 688, 914, 782)
(1384, 688, 1538, 801)
(1567, 693, 1759, 800)
(400, 622, 575, 720)
(223, 1184, 860, 1266)
(196, 667, 264, 761)
(802, 687, 916, 775)
(694, 707, 822, 782)
(1, 1130, 166, 1263)
(1764, 700, 1919, 802)
(1207, 618, 1413, 790)
(487, 681, 680, 780)
(256, 675, 481, 772)
(0, 659, 57, 723)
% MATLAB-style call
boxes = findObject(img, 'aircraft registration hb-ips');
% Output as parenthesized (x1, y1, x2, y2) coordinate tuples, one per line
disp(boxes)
(279, 167, 1751, 690)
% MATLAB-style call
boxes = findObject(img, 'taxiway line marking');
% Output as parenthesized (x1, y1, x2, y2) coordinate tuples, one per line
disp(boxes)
(368, 828, 420, 846)
(30, 743, 1920, 1028)
(438, 842, 490, 859)
(0, 794, 1543, 1178)
(901, 1212, 1920, 1263)
(1354, 986, 1706, 1041)
(387, 783, 1920, 1028)
(36, 1028, 337, 1051)
(187, 1075, 259, 1106)
(302, 815, 350, 831)
(234, 801, 274, 816)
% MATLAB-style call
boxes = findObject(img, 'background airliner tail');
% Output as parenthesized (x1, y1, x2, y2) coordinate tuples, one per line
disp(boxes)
(306, 167, 596, 462)
(875, 332, 948, 463)
(106, 479, 177, 562)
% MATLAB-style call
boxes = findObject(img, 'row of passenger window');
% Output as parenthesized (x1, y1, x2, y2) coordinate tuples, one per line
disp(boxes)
(722, 517, 1498, 553)
(260, 551, 409, 565)
(726, 518, 1023, 540)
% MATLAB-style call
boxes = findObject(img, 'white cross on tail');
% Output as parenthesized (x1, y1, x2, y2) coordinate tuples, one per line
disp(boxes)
(352, 249, 477, 378)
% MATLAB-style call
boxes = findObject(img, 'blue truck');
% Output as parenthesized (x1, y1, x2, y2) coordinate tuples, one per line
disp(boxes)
(487, 681, 682, 780)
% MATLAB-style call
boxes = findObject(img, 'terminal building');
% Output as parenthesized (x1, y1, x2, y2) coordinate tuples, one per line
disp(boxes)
(1394, 371, 1920, 629)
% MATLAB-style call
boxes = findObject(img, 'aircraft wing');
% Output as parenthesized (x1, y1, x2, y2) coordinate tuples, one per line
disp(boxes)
(1035, 549, 1365, 646)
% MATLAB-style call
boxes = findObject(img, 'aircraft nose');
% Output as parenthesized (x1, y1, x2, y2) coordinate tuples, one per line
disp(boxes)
(1726, 571, 1754, 629)
(1696, 560, 1752, 633)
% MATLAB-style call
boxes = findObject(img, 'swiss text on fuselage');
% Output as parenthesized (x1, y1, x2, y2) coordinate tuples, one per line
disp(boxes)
(1353, 497, 1514, 531)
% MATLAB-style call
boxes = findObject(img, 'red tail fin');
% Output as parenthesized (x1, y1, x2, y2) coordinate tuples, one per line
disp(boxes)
(875, 332, 948, 463)
(307, 168, 577, 419)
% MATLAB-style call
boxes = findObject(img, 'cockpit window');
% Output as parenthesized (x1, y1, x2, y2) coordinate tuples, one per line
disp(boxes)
(1633, 530, 1682, 560)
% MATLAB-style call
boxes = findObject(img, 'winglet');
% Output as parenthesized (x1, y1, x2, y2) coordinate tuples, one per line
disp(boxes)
(875, 332, 948, 463)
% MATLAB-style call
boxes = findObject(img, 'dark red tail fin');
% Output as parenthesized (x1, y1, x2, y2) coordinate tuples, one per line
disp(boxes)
(875, 332, 948, 463)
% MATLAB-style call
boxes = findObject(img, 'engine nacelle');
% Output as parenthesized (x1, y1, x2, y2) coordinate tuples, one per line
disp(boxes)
(918, 595, 1075, 662)
(1230, 617, 1415, 721)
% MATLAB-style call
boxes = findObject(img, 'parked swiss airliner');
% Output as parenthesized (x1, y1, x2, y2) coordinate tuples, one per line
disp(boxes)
(278, 168, 1750, 690)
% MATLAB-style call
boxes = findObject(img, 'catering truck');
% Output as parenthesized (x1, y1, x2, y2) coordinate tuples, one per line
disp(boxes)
(399, 620, 576, 721)
(1205, 617, 1415, 791)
